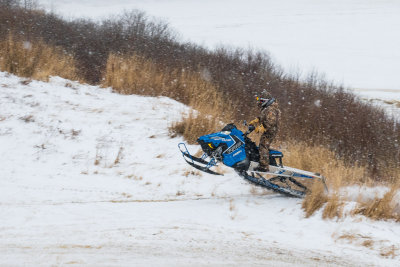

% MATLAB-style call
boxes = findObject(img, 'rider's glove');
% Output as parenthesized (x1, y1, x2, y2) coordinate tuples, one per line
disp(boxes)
(255, 124, 266, 134)
(249, 118, 259, 126)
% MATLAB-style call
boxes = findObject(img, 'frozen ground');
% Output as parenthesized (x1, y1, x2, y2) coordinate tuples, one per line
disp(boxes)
(354, 88, 400, 120)
(0, 72, 399, 266)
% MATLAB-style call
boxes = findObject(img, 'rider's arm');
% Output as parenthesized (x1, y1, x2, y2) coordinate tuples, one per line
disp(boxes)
(249, 117, 260, 127)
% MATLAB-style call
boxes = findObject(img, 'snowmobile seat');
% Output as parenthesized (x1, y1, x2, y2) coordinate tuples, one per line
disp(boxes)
(269, 149, 283, 167)
(269, 149, 283, 158)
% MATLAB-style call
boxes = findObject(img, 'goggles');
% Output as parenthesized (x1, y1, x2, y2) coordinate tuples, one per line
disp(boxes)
(256, 96, 269, 103)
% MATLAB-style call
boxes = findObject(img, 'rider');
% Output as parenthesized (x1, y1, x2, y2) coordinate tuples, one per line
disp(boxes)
(249, 92, 281, 172)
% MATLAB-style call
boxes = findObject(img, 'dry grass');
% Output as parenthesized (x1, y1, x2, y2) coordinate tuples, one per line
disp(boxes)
(282, 141, 368, 188)
(127, 175, 143, 181)
(94, 148, 101, 166)
(336, 233, 357, 243)
(381, 246, 398, 258)
(176, 190, 185, 196)
(229, 198, 237, 220)
(336, 232, 399, 258)
(183, 169, 201, 177)
(322, 193, 344, 219)
(302, 181, 328, 218)
(102, 53, 165, 96)
(229, 199, 235, 211)
(104, 53, 234, 144)
(103, 53, 230, 109)
(288, 143, 400, 221)
(280, 141, 373, 219)
(113, 147, 124, 165)
(353, 185, 400, 222)
(169, 112, 225, 144)
(362, 239, 374, 248)
(0, 35, 78, 81)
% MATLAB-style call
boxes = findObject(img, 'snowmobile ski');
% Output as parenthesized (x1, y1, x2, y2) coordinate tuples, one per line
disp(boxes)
(178, 143, 223, 175)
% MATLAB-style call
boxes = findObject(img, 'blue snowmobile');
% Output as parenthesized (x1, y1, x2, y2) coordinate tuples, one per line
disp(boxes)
(179, 123, 327, 198)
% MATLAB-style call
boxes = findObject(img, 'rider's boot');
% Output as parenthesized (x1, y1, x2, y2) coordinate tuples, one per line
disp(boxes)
(255, 164, 269, 173)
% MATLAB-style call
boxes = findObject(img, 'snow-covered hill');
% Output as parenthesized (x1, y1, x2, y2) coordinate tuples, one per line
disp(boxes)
(0, 72, 399, 266)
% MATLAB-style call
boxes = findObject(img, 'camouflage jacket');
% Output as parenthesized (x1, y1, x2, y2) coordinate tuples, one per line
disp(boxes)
(259, 101, 281, 134)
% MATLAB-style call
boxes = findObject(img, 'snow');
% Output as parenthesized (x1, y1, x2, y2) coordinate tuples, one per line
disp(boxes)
(1, 72, 399, 265)
(354, 88, 400, 120)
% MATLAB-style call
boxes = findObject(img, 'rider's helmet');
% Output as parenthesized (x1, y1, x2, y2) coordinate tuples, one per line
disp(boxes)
(256, 91, 275, 109)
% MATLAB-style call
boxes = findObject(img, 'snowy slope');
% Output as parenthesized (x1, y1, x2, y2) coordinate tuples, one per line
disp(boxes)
(1, 72, 400, 266)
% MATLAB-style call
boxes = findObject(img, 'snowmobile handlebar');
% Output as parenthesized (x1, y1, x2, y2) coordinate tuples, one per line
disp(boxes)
(248, 124, 255, 132)
(244, 124, 255, 136)
(242, 120, 255, 136)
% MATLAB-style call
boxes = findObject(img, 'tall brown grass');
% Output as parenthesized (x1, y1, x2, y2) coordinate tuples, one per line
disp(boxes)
(0, 35, 77, 81)
(302, 180, 328, 218)
(322, 193, 345, 219)
(281, 141, 368, 187)
(103, 53, 229, 109)
(281, 142, 364, 218)
(169, 112, 226, 144)
(353, 185, 400, 222)
(281, 142, 400, 220)
(103, 53, 234, 143)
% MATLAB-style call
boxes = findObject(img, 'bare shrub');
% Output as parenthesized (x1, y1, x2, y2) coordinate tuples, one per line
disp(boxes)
(0, 0, 20, 8)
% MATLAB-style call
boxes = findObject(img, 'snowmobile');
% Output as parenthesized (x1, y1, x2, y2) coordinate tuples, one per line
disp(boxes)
(178, 123, 328, 198)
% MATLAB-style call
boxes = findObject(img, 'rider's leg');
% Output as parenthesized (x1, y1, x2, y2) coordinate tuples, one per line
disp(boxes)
(259, 132, 275, 171)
